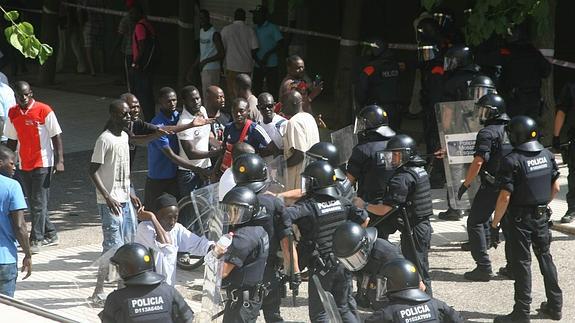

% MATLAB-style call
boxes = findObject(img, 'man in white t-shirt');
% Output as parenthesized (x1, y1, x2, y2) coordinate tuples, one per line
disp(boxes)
(282, 91, 319, 190)
(88, 100, 141, 304)
(0, 75, 15, 141)
(218, 142, 255, 201)
(220, 8, 259, 99)
(135, 193, 214, 286)
(176, 86, 222, 202)
(257, 92, 286, 164)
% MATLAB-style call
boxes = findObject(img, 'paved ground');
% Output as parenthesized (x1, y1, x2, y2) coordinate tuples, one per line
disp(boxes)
(6, 82, 575, 322)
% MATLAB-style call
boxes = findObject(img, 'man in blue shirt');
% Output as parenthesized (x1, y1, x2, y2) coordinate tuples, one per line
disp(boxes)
(252, 5, 283, 98)
(0, 145, 31, 297)
(145, 87, 209, 210)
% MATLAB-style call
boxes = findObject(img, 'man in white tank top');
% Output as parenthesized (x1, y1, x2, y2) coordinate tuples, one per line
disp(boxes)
(187, 10, 224, 97)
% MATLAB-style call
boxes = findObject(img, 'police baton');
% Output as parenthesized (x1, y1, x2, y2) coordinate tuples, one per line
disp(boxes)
(399, 206, 424, 278)
(288, 232, 298, 307)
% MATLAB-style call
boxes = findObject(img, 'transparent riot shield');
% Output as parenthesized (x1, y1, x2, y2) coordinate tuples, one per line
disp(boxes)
(185, 184, 227, 322)
(435, 100, 481, 209)
(266, 155, 288, 194)
(311, 275, 343, 323)
(330, 125, 358, 165)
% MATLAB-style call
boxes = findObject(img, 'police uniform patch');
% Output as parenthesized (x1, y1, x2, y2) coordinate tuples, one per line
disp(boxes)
(315, 200, 344, 215)
(128, 296, 168, 317)
(393, 302, 438, 323)
(524, 156, 549, 173)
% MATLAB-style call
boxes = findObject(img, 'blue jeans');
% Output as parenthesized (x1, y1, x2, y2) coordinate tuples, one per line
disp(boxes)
(0, 263, 18, 297)
(98, 201, 136, 254)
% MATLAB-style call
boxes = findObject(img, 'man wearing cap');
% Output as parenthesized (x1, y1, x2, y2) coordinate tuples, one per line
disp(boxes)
(135, 193, 216, 286)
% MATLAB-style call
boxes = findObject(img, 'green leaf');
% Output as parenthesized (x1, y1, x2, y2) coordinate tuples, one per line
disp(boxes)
(421, 0, 441, 11)
(3, 10, 19, 22)
(4, 25, 16, 41)
(41, 43, 53, 56)
(18, 22, 34, 36)
(9, 33, 23, 52)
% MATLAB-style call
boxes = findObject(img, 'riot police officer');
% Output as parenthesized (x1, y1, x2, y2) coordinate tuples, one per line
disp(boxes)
(347, 104, 396, 206)
(220, 186, 270, 323)
(306, 141, 356, 201)
(553, 82, 575, 223)
(499, 23, 551, 120)
(437, 44, 481, 221)
(491, 116, 562, 322)
(353, 134, 434, 294)
(457, 93, 511, 282)
(468, 75, 497, 102)
(355, 39, 403, 129)
(232, 153, 287, 322)
(332, 221, 404, 310)
(282, 160, 369, 322)
(99, 243, 195, 323)
(365, 259, 464, 323)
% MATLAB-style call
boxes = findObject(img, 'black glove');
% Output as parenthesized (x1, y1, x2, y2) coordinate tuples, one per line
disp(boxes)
(552, 136, 561, 150)
(290, 272, 301, 292)
(457, 183, 468, 200)
(489, 225, 501, 249)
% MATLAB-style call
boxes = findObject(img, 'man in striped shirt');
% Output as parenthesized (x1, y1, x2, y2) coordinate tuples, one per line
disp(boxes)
(4, 81, 64, 253)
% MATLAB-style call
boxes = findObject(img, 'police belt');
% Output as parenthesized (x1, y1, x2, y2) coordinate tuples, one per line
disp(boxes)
(226, 283, 268, 304)
(508, 204, 548, 220)
(310, 251, 339, 276)
(480, 171, 497, 186)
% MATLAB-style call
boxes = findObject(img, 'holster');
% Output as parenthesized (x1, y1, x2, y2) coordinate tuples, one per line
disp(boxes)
(226, 283, 269, 308)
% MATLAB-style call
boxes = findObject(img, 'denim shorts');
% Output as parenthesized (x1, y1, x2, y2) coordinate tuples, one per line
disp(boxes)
(98, 201, 137, 254)
(0, 263, 18, 297)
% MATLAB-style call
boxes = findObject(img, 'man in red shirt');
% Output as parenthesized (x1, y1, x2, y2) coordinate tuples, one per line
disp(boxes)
(4, 81, 64, 253)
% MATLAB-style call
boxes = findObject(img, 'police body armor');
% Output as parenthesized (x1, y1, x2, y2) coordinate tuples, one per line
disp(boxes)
(389, 299, 441, 323)
(122, 285, 181, 322)
(403, 166, 434, 223)
(355, 135, 395, 202)
(364, 59, 401, 105)
(479, 124, 512, 186)
(335, 169, 355, 201)
(224, 226, 269, 289)
(510, 150, 554, 206)
(306, 196, 349, 271)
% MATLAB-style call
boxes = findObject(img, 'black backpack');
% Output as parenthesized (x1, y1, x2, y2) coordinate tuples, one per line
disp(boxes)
(134, 21, 161, 71)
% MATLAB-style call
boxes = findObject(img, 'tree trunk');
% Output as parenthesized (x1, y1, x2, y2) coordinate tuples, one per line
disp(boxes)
(334, 0, 363, 128)
(38, 0, 61, 85)
(178, 0, 197, 89)
(534, 0, 556, 145)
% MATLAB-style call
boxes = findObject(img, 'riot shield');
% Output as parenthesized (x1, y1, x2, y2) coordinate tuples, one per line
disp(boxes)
(266, 155, 288, 194)
(435, 100, 481, 209)
(330, 125, 358, 165)
(185, 184, 227, 323)
(311, 275, 343, 323)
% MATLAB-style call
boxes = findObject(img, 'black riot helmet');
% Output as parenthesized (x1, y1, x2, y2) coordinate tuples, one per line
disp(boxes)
(382, 134, 423, 170)
(332, 222, 378, 272)
(354, 105, 396, 138)
(220, 186, 261, 227)
(110, 243, 164, 286)
(417, 43, 440, 63)
(382, 258, 430, 302)
(476, 93, 510, 125)
(443, 45, 473, 72)
(505, 116, 544, 152)
(301, 160, 339, 199)
(232, 153, 268, 193)
(468, 75, 496, 102)
(416, 17, 442, 45)
(305, 142, 339, 168)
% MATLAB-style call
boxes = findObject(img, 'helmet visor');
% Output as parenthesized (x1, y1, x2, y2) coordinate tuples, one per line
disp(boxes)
(220, 203, 253, 226)
(107, 262, 121, 283)
(300, 175, 312, 195)
(381, 151, 399, 170)
(338, 242, 370, 272)
(469, 86, 495, 102)
(354, 117, 367, 134)
(476, 105, 492, 124)
(302, 153, 321, 169)
(443, 56, 458, 71)
(417, 45, 437, 62)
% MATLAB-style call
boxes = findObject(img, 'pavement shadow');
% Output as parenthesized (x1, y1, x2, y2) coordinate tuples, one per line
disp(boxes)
(429, 270, 468, 282)
(23, 297, 92, 311)
(27, 251, 100, 273)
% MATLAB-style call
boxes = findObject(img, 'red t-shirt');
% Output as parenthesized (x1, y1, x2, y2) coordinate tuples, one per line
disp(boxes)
(4, 100, 63, 171)
(131, 18, 155, 64)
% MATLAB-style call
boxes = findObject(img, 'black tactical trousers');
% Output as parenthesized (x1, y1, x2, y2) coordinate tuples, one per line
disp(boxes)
(501, 213, 514, 271)
(565, 142, 575, 213)
(223, 291, 263, 323)
(261, 264, 283, 322)
(467, 184, 498, 271)
(400, 220, 432, 296)
(308, 264, 358, 323)
(507, 208, 562, 316)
